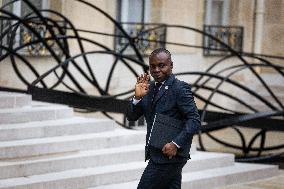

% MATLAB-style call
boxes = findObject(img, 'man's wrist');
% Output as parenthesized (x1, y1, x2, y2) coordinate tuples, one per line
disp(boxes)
(134, 95, 142, 100)
(132, 96, 142, 105)
(171, 141, 180, 148)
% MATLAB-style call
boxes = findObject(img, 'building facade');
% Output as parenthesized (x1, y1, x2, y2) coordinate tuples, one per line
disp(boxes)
(0, 0, 283, 93)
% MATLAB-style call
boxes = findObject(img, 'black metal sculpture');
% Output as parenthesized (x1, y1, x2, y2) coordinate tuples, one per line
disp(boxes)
(0, 0, 283, 162)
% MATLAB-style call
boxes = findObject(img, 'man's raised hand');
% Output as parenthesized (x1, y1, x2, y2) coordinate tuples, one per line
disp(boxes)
(134, 73, 150, 100)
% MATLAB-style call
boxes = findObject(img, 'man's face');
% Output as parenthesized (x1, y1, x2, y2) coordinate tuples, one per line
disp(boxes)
(149, 52, 173, 82)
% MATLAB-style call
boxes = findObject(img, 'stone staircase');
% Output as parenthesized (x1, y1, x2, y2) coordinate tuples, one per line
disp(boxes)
(0, 91, 279, 189)
(236, 73, 284, 112)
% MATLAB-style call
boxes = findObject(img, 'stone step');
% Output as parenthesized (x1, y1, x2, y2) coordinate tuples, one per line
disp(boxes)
(0, 161, 146, 189)
(182, 163, 279, 189)
(89, 163, 279, 189)
(246, 73, 284, 87)
(235, 101, 284, 112)
(219, 170, 284, 189)
(232, 87, 284, 111)
(0, 144, 144, 179)
(0, 129, 145, 159)
(240, 94, 284, 107)
(184, 151, 234, 172)
(0, 151, 234, 189)
(0, 92, 31, 109)
(0, 117, 115, 141)
(257, 73, 284, 87)
(0, 145, 222, 179)
(252, 85, 284, 97)
(0, 106, 73, 124)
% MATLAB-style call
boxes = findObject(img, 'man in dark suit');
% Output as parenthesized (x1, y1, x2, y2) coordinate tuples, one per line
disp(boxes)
(126, 48, 201, 189)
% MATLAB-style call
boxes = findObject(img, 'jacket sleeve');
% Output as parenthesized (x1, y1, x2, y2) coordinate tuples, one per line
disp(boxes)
(126, 98, 144, 121)
(173, 82, 201, 148)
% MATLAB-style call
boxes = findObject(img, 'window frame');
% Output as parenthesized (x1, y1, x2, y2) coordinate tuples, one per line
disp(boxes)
(0, 0, 59, 56)
(205, 0, 230, 26)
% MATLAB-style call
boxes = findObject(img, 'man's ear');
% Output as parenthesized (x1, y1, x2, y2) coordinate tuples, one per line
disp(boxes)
(170, 61, 173, 68)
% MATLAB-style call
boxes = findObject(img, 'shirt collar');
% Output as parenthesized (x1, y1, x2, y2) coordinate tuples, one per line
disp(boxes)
(155, 80, 165, 85)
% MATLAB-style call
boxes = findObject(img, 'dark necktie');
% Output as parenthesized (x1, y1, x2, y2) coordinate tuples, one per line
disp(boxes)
(152, 82, 162, 103)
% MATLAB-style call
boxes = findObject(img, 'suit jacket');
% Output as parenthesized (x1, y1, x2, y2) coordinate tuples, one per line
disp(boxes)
(126, 74, 201, 164)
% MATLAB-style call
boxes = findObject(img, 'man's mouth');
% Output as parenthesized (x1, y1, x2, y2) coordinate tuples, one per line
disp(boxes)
(153, 73, 161, 77)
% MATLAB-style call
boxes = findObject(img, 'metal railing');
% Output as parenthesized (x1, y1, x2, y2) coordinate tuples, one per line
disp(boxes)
(115, 22, 167, 56)
(0, 17, 66, 57)
(0, 16, 12, 56)
(19, 20, 67, 56)
(203, 25, 243, 56)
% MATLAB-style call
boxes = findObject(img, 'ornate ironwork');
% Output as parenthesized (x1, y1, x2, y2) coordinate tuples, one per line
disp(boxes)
(115, 22, 167, 56)
(0, 15, 12, 56)
(19, 20, 66, 56)
(203, 25, 243, 56)
(0, 0, 283, 163)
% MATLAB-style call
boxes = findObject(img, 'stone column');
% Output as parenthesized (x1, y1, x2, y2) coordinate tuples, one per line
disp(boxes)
(253, 0, 265, 72)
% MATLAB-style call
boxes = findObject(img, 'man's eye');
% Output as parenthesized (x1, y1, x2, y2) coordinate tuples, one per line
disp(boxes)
(158, 64, 165, 68)
(150, 64, 166, 69)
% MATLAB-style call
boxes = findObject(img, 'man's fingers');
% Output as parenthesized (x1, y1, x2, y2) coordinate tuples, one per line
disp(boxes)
(137, 73, 149, 84)
(146, 74, 150, 82)
(162, 146, 166, 152)
(145, 84, 149, 91)
(142, 73, 148, 83)
(137, 76, 141, 83)
(144, 73, 150, 81)
(162, 144, 177, 159)
(141, 74, 145, 83)
(137, 74, 145, 84)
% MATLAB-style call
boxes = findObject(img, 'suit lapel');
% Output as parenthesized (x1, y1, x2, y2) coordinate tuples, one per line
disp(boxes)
(146, 81, 155, 112)
(152, 74, 175, 107)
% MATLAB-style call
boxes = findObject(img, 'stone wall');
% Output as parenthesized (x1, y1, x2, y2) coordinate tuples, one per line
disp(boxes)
(229, 0, 255, 53)
(151, 0, 205, 54)
(61, 0, 116, 53)
(262, 0, 284, 67)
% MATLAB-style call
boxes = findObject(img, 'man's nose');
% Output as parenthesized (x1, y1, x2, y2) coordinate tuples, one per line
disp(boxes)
(153, 66, 160, 72)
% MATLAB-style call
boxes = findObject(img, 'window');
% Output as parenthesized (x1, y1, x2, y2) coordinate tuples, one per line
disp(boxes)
(0, 0, 14, 56)
(118, 0, 150, 25)
(1, 0, 65, 56)
(203, 0, 243, 56)
(115, 0, 166, 56)
(2, 0, 49, 45)
(21, 0, 49, 18)
(205, 0, 230, 26)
